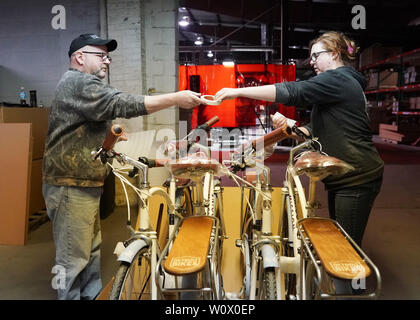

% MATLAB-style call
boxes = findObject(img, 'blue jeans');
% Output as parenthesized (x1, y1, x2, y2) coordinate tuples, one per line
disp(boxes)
(327, 178, 382, 295)
(43, 184, 103, 300)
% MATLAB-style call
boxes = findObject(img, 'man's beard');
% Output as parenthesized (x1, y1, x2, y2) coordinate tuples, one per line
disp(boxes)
(92, 66, 107, 78)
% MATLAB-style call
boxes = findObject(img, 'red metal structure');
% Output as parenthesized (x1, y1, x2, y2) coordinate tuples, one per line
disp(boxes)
(179, 63, 296, 128)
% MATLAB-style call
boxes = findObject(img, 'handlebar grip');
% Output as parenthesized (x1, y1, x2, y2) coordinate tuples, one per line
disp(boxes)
(148, 159, 169, 168)
(205, 116, 219, 127)
(196, 116, 219, 131)
(252, 125, 289, 149)
(102, 124, 124, 151)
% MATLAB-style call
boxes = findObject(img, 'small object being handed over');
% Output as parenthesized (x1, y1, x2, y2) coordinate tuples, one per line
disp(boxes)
(200, 94, 222, 105)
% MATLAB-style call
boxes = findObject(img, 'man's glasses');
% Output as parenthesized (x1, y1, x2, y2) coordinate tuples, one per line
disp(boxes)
(310, 50, 331, 62)
(82, 51, 112, 62)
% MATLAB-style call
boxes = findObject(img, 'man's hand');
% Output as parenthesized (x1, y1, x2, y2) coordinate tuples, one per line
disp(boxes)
(175, 90, 202, 109)
(214, 88, 240, 101)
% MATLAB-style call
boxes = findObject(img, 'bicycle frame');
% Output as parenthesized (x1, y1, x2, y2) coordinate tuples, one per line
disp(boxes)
(276, 139, 319, 300)
(111, 153, 177, 299)
(278, 138, 381, 300)
(226, 159, 281, 300)
(99, 118, 225, 300)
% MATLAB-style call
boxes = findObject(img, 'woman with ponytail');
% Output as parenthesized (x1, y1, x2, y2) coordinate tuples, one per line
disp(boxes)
(215, 32, 384, 282)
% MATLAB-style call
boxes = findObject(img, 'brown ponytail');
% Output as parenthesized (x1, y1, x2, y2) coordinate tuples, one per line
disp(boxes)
(309, 31, 359, 63)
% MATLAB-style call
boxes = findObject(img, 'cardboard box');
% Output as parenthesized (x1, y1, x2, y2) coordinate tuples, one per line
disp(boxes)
(0, 106, 49, 160)
(379, 123, 398, 132)
(359, 45, 402, 68)
(409, 97, 417, 109)
(0, 123, 32, 245)
(379, 69, 399, 88)
(366, 71, 379, 90)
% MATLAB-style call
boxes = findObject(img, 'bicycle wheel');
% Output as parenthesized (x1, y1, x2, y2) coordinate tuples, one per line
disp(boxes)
(262, 267, 277, 300)
(109, 246, 155, 300)
(304, 260, 336, 299)
(213, 199, 225, 300)
(280, 196, 297, 300)
(239, 187, 254, 299)
(304, 260, 320, 300)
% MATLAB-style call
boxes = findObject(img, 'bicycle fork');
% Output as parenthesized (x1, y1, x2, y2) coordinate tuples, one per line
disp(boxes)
(249, 183, 283, 300)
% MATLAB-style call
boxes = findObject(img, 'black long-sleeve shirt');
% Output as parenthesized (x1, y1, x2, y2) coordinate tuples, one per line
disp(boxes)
(275, 66, 384, 190)
(43, 68, 147, 187)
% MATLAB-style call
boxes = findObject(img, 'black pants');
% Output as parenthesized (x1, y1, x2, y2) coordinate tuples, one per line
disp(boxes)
(328, 177, 383, 247)
(327, 177, 382, 295)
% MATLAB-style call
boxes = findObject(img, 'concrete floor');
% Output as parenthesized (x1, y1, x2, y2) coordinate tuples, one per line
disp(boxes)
(0, 137, 419, 300)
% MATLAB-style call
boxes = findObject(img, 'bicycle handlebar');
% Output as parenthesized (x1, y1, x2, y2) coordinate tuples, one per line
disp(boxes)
(252, 125, 289, 149)
(195, 116, 219, 131)
(139, 157, 168, 168)
(102, 124, 125, 151)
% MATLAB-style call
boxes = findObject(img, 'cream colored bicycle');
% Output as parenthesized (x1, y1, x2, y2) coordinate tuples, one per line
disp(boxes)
(92, 118, 227, 300)
(223, 124, 381, 300)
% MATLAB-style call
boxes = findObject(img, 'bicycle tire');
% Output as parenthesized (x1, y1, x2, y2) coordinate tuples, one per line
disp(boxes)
(304, 260, 319, 300)
(240, 187, 254, 299)
(109, 246, 154, 300)
(281, 196, 297, 300)
(263, 268, 277, 300)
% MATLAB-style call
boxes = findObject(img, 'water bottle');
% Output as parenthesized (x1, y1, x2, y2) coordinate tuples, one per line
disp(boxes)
(19, 87, 27, 105)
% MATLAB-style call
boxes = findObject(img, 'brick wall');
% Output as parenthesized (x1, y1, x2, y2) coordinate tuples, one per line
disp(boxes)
(105, 0, 179, 205)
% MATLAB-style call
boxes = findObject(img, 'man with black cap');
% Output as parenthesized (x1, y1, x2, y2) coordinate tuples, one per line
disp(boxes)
(42, 34, 202, 300)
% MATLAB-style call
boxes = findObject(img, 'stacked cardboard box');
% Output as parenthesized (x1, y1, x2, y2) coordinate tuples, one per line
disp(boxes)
(408, 96, 420, 109)
(379, 69, 399, 88)
(365, 69, 399, 90)
(366, 71, 379, 90)
(359, 45, 402, 68)
(379, 123, 420, 144)
(0, 106, 49, 245)
(379, 123, 403, 143)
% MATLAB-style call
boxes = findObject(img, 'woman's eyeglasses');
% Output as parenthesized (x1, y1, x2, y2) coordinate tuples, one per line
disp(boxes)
(310, 50, 331, 62)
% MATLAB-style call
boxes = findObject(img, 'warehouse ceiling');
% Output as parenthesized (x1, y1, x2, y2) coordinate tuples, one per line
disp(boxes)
(178, 0, 420, 67)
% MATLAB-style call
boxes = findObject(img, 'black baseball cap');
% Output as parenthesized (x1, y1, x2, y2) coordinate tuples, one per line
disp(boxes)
(68, 33, 118, 57)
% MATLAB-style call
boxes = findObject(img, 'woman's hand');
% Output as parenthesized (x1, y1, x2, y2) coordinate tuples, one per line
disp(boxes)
(214, 88, 240, 101)
(270, 112, 288, 129)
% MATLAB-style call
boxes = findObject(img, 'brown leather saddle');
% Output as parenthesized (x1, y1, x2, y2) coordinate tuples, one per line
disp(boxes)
(293, 151, 354, 181)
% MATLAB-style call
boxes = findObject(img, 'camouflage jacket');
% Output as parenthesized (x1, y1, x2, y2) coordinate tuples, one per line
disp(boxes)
(42, 68, 147, 187)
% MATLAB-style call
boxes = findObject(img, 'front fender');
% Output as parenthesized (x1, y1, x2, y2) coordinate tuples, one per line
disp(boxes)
(261, 244, 279, 269)
(117, 239, 148, 264)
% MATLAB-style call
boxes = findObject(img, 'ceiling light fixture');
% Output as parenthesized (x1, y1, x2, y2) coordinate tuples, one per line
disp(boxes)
(207, 51, 214, 58)
(178, 15, 190, 27)
(194, 36, 203, 46)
